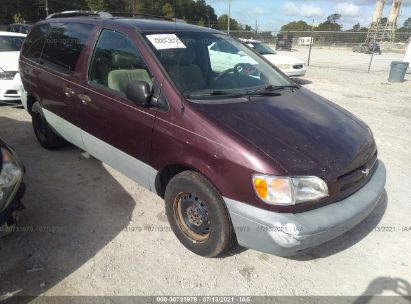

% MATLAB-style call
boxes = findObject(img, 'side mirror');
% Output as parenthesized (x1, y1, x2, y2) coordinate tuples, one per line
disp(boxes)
(126, 80, 152, 106)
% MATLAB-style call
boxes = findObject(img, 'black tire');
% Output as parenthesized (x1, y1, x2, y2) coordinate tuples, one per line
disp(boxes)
(165, 171, 235, 257)
(32, 102, 66, 150)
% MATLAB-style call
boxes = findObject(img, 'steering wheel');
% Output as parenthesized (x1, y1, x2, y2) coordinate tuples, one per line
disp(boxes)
(234, 63, 257, 75)
(215, 63, 257, 81)
(214, 67, 238, 81)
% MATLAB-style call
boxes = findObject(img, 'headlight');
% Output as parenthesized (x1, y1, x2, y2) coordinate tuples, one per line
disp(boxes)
(276, 64, 291, 70)
(252, 174, 328, 206)
(0, 147, 23, 206)
(0, 71, 17, 80)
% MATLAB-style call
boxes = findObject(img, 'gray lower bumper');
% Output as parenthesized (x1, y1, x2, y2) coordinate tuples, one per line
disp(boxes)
(224, 160, 386, 256)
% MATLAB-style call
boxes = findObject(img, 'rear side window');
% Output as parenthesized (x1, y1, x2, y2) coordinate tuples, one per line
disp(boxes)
(22, 23, 50, 60)
(41, 23, 94, 74)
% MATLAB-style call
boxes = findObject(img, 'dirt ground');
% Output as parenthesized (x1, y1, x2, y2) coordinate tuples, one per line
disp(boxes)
(0, 48, 410, 300)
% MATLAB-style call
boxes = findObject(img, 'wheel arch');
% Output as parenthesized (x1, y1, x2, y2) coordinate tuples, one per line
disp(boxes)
(26, 93, 41, 115)
(155, 162, 222, 199)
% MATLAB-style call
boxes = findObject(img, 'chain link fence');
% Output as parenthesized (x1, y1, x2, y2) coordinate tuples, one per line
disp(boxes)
(227, 30, 411, 73)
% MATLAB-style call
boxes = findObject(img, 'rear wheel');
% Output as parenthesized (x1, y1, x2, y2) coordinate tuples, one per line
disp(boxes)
(32, 102, 66, 150)
(165, 171, 235, 257)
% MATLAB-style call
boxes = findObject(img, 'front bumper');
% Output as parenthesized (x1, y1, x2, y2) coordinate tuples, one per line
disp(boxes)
(284, 67, 307, 77)
(0, 75, 24, 103)
(224, 160, 386, 256)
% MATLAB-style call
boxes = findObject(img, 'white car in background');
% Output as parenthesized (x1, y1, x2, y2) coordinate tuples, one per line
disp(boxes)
(242, 39, 307, 77)
(0, 31, 26, 104)
(208, 40, 257, 73)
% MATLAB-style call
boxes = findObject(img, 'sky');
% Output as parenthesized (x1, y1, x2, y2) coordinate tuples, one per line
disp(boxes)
(206, 0, 411, 31)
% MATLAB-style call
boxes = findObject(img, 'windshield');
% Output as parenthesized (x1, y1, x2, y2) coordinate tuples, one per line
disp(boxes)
(248, 42, 276, 55)
(143, 31, 290, 99)
(0, 36, 25, 52)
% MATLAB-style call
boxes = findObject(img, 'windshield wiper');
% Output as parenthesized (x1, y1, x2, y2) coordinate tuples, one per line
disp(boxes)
(186, 90, 246, 99)
(246, 84, 300, 96)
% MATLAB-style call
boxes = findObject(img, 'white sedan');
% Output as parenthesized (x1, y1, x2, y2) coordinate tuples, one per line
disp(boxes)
(242, 39, 307, 77)
(0, 31, 26, 104)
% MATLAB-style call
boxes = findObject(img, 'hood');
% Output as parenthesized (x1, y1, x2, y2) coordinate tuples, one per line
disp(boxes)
(0, 51, 20, 72)
(191, 88, 376, 180)
(263, 53, 304, 66)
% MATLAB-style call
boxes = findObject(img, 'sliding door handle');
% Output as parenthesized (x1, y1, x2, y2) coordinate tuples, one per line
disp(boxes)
(63, 86, 76, 97)
(78, 93, 92, 105)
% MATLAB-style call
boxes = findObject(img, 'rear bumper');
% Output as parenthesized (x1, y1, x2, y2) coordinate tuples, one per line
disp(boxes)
(224, 160, 386, 256)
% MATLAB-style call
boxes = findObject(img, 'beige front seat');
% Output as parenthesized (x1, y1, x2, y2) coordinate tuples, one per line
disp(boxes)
(107, 69, 153, 95)
(167, 48, 206, 93)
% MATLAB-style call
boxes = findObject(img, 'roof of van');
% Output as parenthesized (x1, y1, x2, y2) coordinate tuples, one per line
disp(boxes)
(42, 17, 220, 33)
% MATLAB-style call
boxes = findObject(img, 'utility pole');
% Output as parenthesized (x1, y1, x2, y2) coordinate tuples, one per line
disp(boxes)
(132, 0, 135, 15)
(206, 15, 211, 28)
(228, 0, 231, 34)
(255, 20, 258, 34)
(307, 18, 314, 66)
(45, 0, 49, 16)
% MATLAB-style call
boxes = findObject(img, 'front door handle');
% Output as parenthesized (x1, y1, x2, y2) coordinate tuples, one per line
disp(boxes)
(78, 93, 92, 105)
(63, 86, 76, 97)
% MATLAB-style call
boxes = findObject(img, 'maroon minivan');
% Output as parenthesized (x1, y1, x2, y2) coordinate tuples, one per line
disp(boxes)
(19, 16, 386, 257)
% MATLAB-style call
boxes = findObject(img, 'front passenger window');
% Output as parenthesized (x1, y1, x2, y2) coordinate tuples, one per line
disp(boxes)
(88, 29, 153, 97)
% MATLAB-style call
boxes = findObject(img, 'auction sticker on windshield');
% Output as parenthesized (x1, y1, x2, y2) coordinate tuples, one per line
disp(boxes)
(146, 34, 187, 50)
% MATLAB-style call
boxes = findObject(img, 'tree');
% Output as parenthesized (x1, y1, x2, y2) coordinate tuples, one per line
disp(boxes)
(162, 2, 174, 19)
(352, 23, 361, 32)
(216, 14, 241, 31)
(316, 13, 342, 31)
(327, 13, 341, 24)
(281, 20, 312, 31)
(403, 17, 411, 30)
(86, 0, 128, 12)
(0, 0, 218, 25)
(13, 13, 24, 23)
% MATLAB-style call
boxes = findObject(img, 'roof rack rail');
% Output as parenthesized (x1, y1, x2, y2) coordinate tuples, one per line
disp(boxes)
(109, 12, 187, 23)
(46, 10, 113, 19)
(45, 10, 188, 23)
(109, 11, 171, 20)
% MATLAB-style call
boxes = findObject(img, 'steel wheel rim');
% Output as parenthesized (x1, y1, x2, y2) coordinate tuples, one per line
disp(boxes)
(174, 192, 211, 243)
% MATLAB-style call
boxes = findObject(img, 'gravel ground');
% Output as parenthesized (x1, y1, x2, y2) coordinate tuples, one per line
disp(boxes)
(0, 49, 410, 300)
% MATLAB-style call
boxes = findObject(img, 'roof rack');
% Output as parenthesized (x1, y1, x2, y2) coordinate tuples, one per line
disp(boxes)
(110, 12, 186, 23)
(45, 10, 188, 24)
(109, 12, 171, 20)
(46, 10, 113, 19)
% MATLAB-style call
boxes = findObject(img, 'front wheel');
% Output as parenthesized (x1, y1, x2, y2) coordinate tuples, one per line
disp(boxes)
(32, 102, 66, 150)
(165, 171, 235, 257)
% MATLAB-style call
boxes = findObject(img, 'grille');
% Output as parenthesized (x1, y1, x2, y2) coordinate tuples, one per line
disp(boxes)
(5, 90, 18, 95)
(337, 152, 378, 194)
